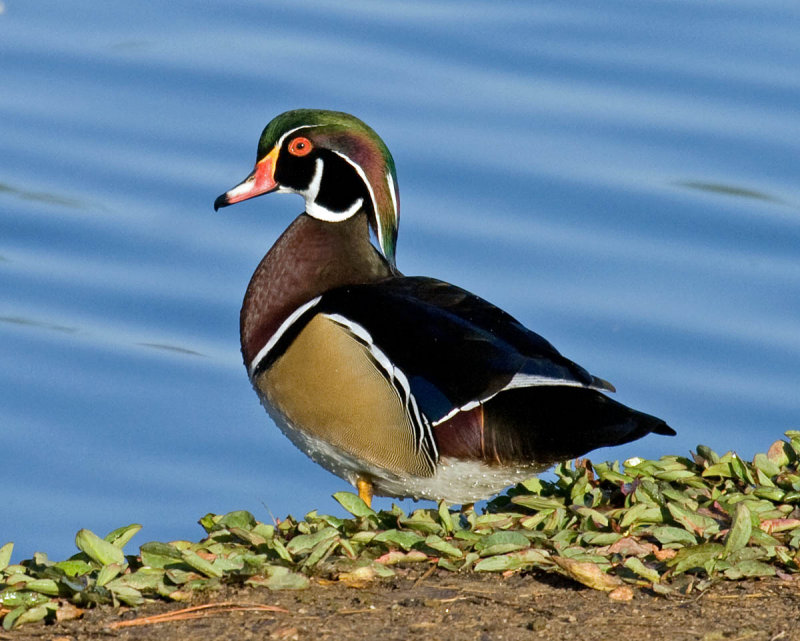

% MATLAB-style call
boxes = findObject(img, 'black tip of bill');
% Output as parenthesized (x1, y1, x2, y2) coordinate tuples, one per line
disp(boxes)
(213, 193, 230, 211)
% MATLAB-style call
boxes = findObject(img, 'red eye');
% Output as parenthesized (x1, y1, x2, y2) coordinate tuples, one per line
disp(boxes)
(288, 137, 313, 156)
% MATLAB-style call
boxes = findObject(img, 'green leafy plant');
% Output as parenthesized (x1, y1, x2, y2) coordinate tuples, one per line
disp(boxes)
(3, 432, 800, 629)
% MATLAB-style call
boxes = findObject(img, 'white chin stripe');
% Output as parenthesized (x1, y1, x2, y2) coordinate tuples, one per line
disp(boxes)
(307, 197, 363, 222)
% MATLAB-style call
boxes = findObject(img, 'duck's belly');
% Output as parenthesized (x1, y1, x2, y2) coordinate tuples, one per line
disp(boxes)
(258, 396, 545, 504)
(252, 314, 435, 476)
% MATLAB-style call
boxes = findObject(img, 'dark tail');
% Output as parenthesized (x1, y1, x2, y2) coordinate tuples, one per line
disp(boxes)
(482, 386, 675, 466)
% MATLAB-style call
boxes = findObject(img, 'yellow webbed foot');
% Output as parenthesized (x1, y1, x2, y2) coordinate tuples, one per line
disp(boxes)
(356, 476, 373, 509)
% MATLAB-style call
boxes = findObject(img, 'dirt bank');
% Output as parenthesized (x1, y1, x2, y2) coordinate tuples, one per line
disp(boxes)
(7, 570, 797, 641)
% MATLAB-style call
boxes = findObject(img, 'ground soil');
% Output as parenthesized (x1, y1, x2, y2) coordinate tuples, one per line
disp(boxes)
(3, 571, 798, 641)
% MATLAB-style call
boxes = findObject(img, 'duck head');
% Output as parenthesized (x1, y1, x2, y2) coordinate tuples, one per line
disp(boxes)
(214, 109, 400, 267)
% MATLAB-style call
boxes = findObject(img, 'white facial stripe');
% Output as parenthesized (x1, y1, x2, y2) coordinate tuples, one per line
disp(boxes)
(249, 296, 322, 375)
(322, 313, 438, 465)
(331, 149, 377, 213)
(329, 149, 399, 248)
(275, 124, 323, 151)
(386, 171, 398, 227)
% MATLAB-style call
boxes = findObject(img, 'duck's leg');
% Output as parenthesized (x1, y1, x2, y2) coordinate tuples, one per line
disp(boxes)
(356, 476, 373, 508)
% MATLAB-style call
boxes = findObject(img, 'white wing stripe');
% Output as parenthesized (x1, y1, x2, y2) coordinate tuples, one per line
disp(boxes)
(504, 373, 587, 390)
(431, 373, 593, 426)
(322, 312, 438, 465)
(249, 296, 322, 376)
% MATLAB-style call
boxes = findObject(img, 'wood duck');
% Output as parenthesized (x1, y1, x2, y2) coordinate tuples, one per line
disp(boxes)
(214, 109, 675, 507)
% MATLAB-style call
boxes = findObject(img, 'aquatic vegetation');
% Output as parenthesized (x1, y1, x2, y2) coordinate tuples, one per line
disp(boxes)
(3, 432, 800, 629)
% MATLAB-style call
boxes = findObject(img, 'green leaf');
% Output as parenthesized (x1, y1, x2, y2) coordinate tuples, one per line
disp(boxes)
(285, 527, 339, 555)
(198, 513, 219, 532)
(580, 532, 622, 546)
(108, 567, 166, 592)
(473, 513, 515, 530)
(667, 503, 719, 536)
(96, 563, 124, 587)
(752, 453, 781, 478)
(0, 543, 12, 572)
(653, 469, 698, 482)
(570, 506, 609, 528)
(723, 560, 776, 579)
(624, 557, 661, 583)
(75, 529, 125, 566)
(108, 585, 144, 606)
(753, 486, 785, 501)
(453, 529, 481, 543)
(140, 541, 184, 569)
(373, 529, 424, 551)
(669, 543, 724, 575)
(25, 578, 60, 596)
(218, 511, 257, 531)
(2, 605, 26, 630)
(247, 565, 310, 590)
(228, 526, 267, 547)
(164, 568, 201, 585)
(333, 492, 377, 518)
(474, 531, 530, 556)
(510, 495, 565, 511)
(267, 537, 293, 563)
(593, 462, 633, 484)
(10, 604, 50, 628)
(302, 537, 339, 569)
(635, 479, 665, 506)
(729, 455, 755, 484)
(474, 548, 549, 572)
(180, 550, 222, 578)
(696, 445, 719, 465)
(369, 561, 396, 578)
(0, 589, 49, 609)
(400, 510, 444, 534)
(702, 462, 734, 478)
(252, 523, 275, 540)
(649, 525, 698, 547)
(437, 501, 454, 535)
(54, 559, 94, 577)
(748, 529, 781, 548)
(424, 535, 463, 559)
(620, 503, 663, 528)
(350, 531, 377, 544)
(104, 523, 142, 549)
(724, 502, 752, 556)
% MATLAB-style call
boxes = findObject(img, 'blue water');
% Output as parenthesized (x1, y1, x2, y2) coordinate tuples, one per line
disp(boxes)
(2, 0, 799, 562)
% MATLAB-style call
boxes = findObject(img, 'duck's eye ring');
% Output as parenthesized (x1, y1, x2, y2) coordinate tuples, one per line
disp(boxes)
(288, 137, 313, 157)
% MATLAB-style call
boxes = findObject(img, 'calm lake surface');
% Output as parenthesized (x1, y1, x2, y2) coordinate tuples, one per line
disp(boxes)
(2, 1, 799, 561)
